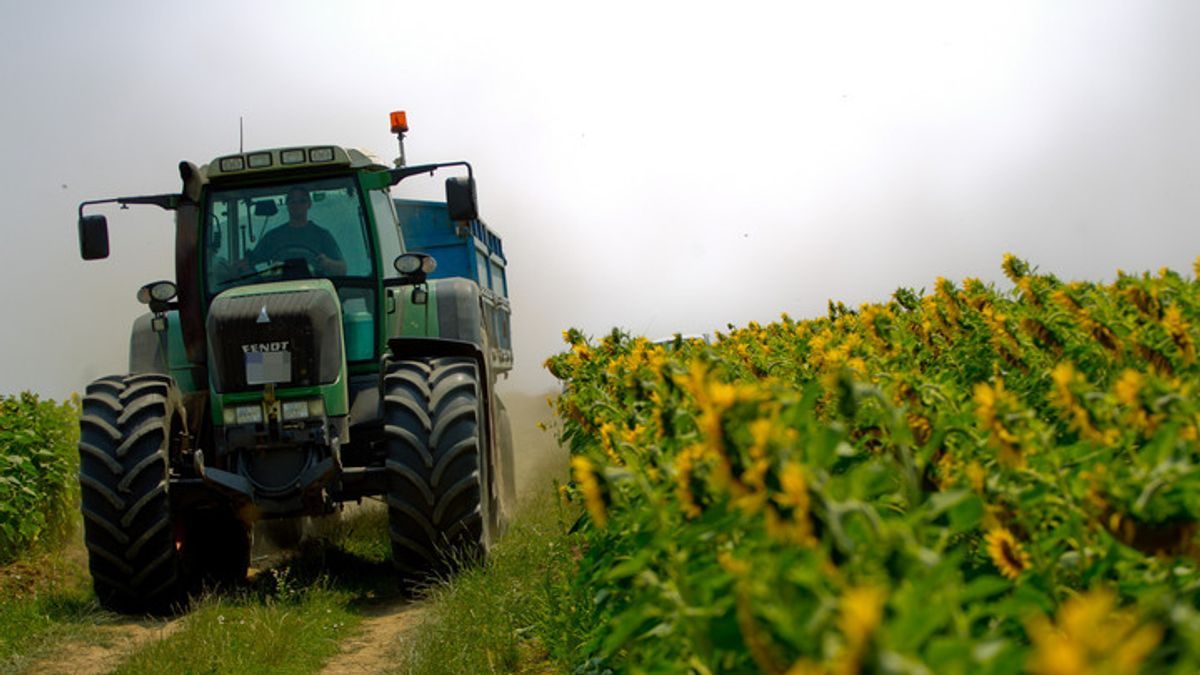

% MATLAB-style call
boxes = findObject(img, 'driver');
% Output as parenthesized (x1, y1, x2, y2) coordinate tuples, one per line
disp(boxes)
(246, 187, 347, 275)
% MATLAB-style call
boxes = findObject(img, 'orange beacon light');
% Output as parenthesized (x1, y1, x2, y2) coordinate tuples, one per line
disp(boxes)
(390, 111, 409, 134)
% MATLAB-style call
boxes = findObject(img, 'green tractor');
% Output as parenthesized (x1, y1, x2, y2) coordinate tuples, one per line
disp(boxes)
(75, 112, 516, 613)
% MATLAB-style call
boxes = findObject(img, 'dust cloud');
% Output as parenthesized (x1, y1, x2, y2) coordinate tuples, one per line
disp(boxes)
(498, 385, 569, 498)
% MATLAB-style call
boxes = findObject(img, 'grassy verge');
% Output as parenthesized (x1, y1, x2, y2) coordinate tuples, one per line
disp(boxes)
(394, 489, 591, 674)
(0, 543, 106, 671)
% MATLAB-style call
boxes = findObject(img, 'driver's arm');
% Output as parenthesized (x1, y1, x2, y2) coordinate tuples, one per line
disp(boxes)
(315, 228, 347, 275)
(316, 253, 347, 276)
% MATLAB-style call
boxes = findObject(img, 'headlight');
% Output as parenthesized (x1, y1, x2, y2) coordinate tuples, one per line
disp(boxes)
(223, 404, 263, 425)
(282, 400, 310, 421)
(282, 398, 325, 421)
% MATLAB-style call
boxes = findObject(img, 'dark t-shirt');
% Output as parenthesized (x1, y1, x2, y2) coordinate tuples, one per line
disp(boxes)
(248, 221, 344, 266)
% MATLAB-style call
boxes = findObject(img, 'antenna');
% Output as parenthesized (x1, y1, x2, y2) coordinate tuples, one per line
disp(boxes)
(239, 116, 244, 153)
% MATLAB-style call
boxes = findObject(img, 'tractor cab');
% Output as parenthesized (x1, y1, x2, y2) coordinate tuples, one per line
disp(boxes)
(199, 148, 401, 366)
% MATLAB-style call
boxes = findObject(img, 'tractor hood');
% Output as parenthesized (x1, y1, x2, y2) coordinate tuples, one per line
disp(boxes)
(205, 279, 345, 394)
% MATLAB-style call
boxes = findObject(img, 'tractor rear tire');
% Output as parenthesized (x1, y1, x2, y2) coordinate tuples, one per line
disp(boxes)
(383, 357, 493, 579)
(79, 374, 186, 614)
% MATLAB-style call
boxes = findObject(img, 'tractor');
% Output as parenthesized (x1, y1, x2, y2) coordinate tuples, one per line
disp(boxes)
(74, 112, 515, 613)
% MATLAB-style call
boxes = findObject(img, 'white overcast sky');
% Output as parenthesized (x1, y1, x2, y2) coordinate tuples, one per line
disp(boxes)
(2, 1, 1199, 400)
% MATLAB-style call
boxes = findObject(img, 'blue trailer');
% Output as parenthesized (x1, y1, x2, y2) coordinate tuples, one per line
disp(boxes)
(395, 199, 513, 373)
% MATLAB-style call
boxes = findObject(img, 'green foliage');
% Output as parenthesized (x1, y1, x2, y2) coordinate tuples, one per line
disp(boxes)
(0, 391, 79, 561)
(546, 257, 1200, 674)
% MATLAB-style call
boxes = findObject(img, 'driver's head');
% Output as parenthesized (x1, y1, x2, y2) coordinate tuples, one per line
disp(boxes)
(286, 187, 312, 223)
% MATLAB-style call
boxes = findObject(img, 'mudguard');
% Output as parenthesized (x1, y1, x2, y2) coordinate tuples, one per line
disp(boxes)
(129, 313, 168, 374)
(432, 277, 487, 349)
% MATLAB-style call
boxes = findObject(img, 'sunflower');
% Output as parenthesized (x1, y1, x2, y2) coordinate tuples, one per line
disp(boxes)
(986, 527, 1030, 580)
(838, 585, 886, 647)
(1027, 590, 1162, 675)
(571, 456, 607, 528)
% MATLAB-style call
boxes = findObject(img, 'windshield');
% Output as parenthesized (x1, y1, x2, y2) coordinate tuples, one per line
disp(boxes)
(203, 175, 374, 295)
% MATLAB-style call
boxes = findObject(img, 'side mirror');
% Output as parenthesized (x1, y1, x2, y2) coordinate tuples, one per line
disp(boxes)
(78, 214, 110, 260)
(253, 200, 278, 217)
(445, 176, 478, 222)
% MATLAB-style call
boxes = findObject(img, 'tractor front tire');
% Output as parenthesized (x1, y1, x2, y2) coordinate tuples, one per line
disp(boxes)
(79, 374, 186, 614)
(383, 357, 493, 579)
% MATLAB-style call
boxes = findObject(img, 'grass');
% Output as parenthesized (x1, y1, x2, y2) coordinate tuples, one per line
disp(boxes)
(113, 586, 360, 674)
(112, 502, 410, 674)
(0, 541, 107, 672)
(393, 488, 592, 675)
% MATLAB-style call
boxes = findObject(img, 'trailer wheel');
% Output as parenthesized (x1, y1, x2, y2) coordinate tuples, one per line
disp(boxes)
(79, 374, 186, 614)
(383, 357, 493, 579)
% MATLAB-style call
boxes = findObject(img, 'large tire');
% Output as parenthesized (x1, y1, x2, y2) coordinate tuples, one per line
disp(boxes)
(79, 374, 186, 614)
(383, 357, 493, 578)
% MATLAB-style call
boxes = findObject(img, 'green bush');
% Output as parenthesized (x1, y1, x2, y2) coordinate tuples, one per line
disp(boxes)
(0, 392, 79, 562)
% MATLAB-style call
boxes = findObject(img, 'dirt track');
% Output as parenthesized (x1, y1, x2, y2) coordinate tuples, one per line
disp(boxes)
(24, 620, 179, 675)
(319, 600, 426, 675)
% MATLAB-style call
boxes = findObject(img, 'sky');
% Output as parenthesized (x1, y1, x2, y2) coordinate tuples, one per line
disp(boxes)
(2, 1, 1199, 400)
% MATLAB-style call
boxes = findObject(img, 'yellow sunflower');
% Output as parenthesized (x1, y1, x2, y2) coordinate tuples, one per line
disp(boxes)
(986, 527, 1030, 580)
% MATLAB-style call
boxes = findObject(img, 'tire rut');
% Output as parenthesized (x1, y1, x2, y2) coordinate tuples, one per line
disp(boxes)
(320, 599, 427, 675)
(20, 618, 180, 675)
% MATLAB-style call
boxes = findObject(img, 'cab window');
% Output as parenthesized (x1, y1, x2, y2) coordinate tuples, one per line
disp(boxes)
(369, 188, 404, 278)
(204, 175, 374, 295)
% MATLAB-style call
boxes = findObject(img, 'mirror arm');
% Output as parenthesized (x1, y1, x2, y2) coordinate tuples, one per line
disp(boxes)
(78, 193, 182, 219)
(387, 161, 473, 186)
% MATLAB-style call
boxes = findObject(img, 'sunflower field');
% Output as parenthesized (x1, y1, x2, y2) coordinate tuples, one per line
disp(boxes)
(545, 256, 1200, 674)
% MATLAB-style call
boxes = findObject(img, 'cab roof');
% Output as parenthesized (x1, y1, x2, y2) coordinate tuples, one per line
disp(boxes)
(201, 146, 389, 181)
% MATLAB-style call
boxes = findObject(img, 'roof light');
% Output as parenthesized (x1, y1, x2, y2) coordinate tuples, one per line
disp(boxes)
(390, 111, 409, 134)
(309, 147, 335, 163)
(219, 156, 246, 172)
(247, 152, 273, 168)
(280, 148, 306, 165)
